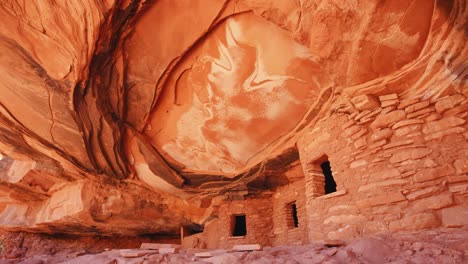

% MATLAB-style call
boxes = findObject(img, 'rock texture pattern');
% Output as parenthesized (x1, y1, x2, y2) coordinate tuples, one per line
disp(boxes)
(0, 0, 466, 237)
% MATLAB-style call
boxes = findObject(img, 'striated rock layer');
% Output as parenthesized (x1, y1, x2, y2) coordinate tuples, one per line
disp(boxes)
(0, 0, 466, 237)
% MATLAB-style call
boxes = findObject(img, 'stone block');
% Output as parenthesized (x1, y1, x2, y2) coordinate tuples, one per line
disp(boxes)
(447, 175, 467, 183)
(425, 112, 442, 122)
(398, 98, 420, 109)
(379, 94, 398, 101)
(381, 106, 397, 115)
(401, 170, 417, 178)
(395, 124, 421, 137)
(354, 138, 367, 149)
(317, 189, 348, 200)
(323, 214, 367, 225)
(323, 240, 345, 247)
(232, 244, 262, 251)
(354, 110, 371, 121)
(454, 159, 468, 174)
(383, 139, 414, 150)
(443, 102, 468, 117)
(351, 94, 380, 111)
(341, 119, 355, 130)
(362, 221, 389, 235)
(406, 107, 434, 119)
(328, 205, 357, 214)
(357, 191, 406, 208)
(350, 159, 368, 169)
(358, 179, 407, 192)
(405, 101, 430, 113)
(371, 110, 406, 129)
(360, 107, 382, 121)
(374, 167, 401, 180)
(159, 247, 180, 254)
(351, 128, 368, 140)
(389, 148, 432, 164)
(413, 165, 455, 183)
(405, 186, 441, 201)
(411, 192, 454, 212)
(424, 127, 466, 141)
(398, 212, 440, 231)
(348, 112, 359, 120)
(423, 116, 465, 134)
(327, 225, 359, 240)
(194, 250, 229, 258)
(441, 207, 468, 227)
(392, 119, 424, 129)
(381, 99, 399, 108)
(369, 139, 387, 149)
(140, 243, 180, 250)
(448, 182, 468, 193)
(370, 128, 393, 142)
(371, 204, 403, 215)
(435, 94, 465, 113)
(120, 249, 157, 258)
(344, 125, 361, 137)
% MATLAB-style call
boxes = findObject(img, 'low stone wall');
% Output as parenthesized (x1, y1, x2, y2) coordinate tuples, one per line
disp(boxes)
(183, 197, 274, 249)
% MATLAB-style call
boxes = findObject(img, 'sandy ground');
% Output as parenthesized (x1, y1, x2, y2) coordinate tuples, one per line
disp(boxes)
(1, 228, 467, 264)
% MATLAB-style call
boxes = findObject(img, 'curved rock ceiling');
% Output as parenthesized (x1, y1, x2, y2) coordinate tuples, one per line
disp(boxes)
(0, 0, 466, 234)
(147, 12, 321, 175)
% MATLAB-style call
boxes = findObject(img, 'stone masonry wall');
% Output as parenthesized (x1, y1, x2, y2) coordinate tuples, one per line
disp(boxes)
(297, 92, 468, 241)
(271, 179, 308, 246)
(214, 197, 274, 248)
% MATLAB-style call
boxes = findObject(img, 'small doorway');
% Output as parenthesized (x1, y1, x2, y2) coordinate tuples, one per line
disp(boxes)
(231, 214, 247, 236)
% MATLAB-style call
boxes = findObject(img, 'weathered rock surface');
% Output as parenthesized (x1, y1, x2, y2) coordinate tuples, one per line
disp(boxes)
(0, 0, 466, 237)
(1, 228, 467, 264)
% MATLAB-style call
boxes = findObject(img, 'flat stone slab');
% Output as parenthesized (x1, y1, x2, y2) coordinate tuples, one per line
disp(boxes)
(159, 247, 180, 254)
(120, 249, 157, 258)
(140, 243, 181, 250)
(323, 240, 345, 247)
(194, 249, 229, 258)
(232, 244, 262, 251)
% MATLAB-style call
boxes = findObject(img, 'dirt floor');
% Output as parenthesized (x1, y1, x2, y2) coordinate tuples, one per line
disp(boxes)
(0, 228, 467, 263)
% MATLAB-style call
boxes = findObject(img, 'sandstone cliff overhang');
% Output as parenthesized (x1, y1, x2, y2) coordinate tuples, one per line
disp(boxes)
(0, 0, 466, 236)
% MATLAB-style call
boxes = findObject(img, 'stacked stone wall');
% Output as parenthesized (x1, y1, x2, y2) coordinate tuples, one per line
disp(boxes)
(185, 197, 274, 249)
(271, 179, 308, 245)
(298, 92, 467, 241)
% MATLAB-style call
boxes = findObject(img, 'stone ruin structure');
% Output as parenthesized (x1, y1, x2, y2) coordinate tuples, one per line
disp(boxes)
(0, 0, 466, 252)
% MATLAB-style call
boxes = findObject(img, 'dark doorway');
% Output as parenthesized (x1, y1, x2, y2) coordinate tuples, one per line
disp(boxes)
(321, 161, 337, 194)
(232, 214, 247, 236)
(291, 202, 299, 228)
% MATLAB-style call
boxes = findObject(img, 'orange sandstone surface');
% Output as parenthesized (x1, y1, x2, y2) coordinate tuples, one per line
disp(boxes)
(0, 0, 467, 261)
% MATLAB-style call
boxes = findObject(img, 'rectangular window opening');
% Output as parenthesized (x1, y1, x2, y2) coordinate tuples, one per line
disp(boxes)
(231, 214, 247, 237)
(321, 160, 337, 194)
(287, 201, 299, 229)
